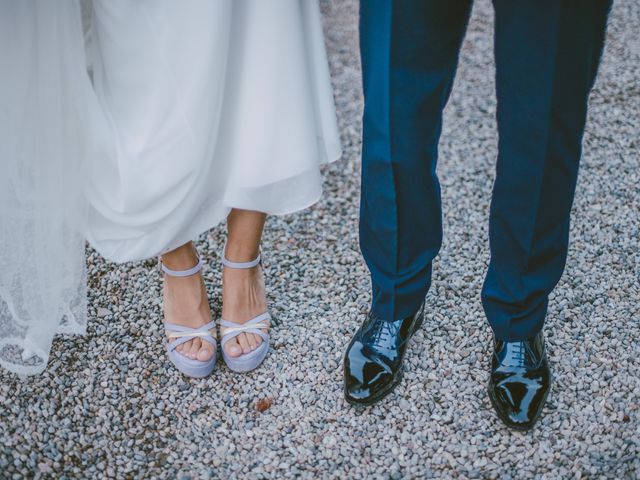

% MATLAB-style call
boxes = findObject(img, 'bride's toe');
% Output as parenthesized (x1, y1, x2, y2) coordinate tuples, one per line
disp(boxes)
(180, 339, 192, 359)
(189, 338, 203, 359)
(247, 334, 259, 351)
(238, 333, 253, 355)
(225, 339, 243, 358)
(197, 344, 214, 362)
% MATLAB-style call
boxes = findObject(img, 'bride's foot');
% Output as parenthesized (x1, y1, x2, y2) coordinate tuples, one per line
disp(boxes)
(162, 242, 214, 362)
(221, 251, 269, 358)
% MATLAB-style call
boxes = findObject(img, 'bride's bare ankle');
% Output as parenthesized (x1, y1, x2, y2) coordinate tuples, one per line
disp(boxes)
(224, 243, 260, 263)
(222, 265, 267, 320)
(225, 208, 266, 262)
(161, 242, 199, 269)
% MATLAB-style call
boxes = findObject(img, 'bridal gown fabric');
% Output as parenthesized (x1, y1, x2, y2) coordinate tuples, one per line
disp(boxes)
(0, 0, 341, 375)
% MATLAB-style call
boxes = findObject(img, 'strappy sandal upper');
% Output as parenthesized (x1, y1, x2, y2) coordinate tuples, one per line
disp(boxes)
(160, 254, 217, 378)
(219, 250, 271, 373)
(165, 320, 217, 357)
(220, 313, 271, 351)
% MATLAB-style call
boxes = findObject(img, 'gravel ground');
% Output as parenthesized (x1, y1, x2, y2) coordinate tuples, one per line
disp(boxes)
(1, 1, 639, 478)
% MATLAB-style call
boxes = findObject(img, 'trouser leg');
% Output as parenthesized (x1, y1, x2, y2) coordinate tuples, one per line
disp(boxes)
(359, 0, 473, 319)
(483, 0, 612, 340)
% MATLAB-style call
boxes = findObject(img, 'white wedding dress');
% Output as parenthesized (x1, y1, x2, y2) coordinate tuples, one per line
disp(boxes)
(0, 0, 341, 375)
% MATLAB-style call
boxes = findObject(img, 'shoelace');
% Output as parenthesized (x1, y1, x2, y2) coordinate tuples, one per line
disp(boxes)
(512, 342, 526, 364)
(500, 340, 534, 368)
(369, 316, 401, 345)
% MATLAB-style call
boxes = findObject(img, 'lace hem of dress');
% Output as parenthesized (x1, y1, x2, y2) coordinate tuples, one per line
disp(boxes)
(0, 278, 87, 377)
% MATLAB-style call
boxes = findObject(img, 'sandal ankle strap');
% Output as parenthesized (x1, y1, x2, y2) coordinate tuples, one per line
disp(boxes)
(221, 251, 261, 269)
(159, 255, 203, 277)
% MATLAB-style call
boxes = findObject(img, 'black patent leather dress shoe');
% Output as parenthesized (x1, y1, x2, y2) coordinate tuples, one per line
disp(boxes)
(343, 303, 425, 406)
(488, 331, 551, 430)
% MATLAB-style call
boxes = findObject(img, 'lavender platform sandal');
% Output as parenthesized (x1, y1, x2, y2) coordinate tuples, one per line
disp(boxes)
(219, 252, 271, 373)
(160, 256, 217, 378)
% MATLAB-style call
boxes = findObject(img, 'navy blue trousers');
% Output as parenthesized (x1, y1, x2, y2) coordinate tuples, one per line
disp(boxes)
(359, 0, 611, 340)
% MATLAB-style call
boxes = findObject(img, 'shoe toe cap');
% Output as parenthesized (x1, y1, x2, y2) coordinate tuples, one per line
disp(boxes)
(489, 376, 548, 430)
(344, 349, 396, 403)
